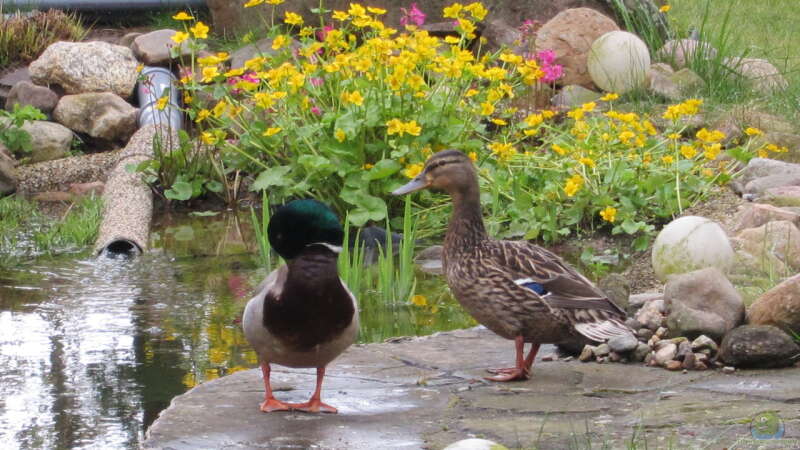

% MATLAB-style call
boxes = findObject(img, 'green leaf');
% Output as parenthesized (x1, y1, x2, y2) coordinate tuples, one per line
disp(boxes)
(365, 159, 401, 180)
(250, 166, 292, 191)
(620, 219, 641, 235)
(165, 181, 194, 201)
(172, 225, 195, 241)
(205, 180, 224, 193)
(298, 154, 334, 174)
(633, 234, 651, 252)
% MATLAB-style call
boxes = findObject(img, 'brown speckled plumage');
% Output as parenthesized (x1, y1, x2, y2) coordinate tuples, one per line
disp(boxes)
(399, 149, 631, 347)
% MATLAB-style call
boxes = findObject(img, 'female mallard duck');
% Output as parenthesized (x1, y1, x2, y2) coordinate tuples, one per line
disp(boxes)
(393, 150, 631, 382)
(243, 199, 358, 413)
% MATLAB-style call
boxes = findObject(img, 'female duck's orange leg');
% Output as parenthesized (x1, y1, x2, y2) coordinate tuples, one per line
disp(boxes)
(259, 362, 292, 412)
(288, 367, 338, 413)
(485, 336, 540, 382)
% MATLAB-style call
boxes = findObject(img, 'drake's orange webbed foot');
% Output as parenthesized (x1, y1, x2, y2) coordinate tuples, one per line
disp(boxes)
(259, 397, 292, 412)
(484, 367, 530, 382)
(288, 398, 338, 414)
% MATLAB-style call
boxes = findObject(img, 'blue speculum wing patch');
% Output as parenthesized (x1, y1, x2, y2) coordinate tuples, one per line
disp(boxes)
(520, 281, 548, 295)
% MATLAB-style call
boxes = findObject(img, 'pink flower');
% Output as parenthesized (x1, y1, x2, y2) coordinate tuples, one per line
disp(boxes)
(400, 3, 426, 26)
(310, 77, 324, 87)
(536, 49, 556, 66)
(311, 106, 322, 116)
(541, 64, 563, 83)
(316, 25, 334, 41)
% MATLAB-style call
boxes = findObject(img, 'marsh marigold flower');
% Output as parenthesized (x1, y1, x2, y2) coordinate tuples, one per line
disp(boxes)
(155, 96, 168, 110)
(341, 90, 364, 106)
(600, 92, 619, 101)
(172, 11, 194, 20)
(272, 35, 289, 50)
(190, 21, 209, 39)
(266, 0, 284, 4)
(599, 206, 617, 223)
(334, 128, 346, 142)
(201, 67, 220, 82)
(680, 144, 697, 159)
(659, 5, 671, 13)
(243, 0, 263, 7)
(262, 127, 281, 136)
(479, 102, 495, 116)
(171, 31, 189, 44)
(410, 294, 428, 306)
(745, 127, 763, 136)
(404, 163, 424, 178)
(468, 151, 477, 162)
(284, 11, 303, 25)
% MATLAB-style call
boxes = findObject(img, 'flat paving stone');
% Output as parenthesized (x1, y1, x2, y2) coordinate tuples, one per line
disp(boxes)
(143, 327, 800, 449)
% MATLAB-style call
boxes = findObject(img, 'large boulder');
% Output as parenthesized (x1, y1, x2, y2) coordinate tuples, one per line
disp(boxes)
(53, 93, 138, 143)
(736, 220, 800, 270)
(718, 325, 799, 368)
(733, 203, 800, 231)
(0, 154, 16, 196)
(5, 81, 59, 115)
(132, 29, 191, 66)
(0, 118, 73, 163)
(587, 30, 650, 93)
(646, 63, 705, 101)
(535, 8, 619, 88)
(664, 267, 745, 341)
(655, 39, 717, 69)
(724, 57, 788, 94)
(550, 84, 603, 109)
(748, 273, 800, 334)
(652, 216, 735, 281)
(29, 41, 139, 99)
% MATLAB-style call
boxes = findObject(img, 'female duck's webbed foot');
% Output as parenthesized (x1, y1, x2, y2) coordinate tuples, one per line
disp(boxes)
(484, 337, 540, 382)
(288, 367, 338, 414)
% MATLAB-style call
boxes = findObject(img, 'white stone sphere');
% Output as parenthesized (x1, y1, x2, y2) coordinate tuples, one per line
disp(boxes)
(588, 30, 651, 93)
(443, 438, 509, 450)
(652, 216, 735, 282)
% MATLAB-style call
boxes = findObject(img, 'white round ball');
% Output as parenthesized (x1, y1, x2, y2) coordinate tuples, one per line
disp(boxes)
(588, 30, 651, 93)
(652, 216, 735, 281)
(443, 438, 509, 450)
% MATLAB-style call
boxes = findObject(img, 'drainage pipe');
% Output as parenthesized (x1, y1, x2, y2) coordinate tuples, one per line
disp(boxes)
(95, 67, 182, 257)
(1, 0, 206, 12)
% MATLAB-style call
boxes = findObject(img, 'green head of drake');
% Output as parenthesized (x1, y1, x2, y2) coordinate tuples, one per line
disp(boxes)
(267, 199, 343, 260)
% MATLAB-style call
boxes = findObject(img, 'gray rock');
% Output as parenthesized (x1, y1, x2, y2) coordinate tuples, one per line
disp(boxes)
(664, 268, 745, 341)
(29, 41, 139, 98)
(230, 37, 300, 69)
(733, 203, 800, 231)
(593, 343, 610, 357)
(748, 272, 800, 335)
(634, 298, 665, 330)
(724, 57, 788, 94)
(718, 325, 800, 368)
(681, 352, 696, 370)
(551, 85, 603, 110)
(415, 245, 443, 275)
(743, 175, 800, 200)
(608, 333, 638, 354)
(637, 328, 653, 341)
(481, 17, 521, 54)
(675, 340, 692, 361)
(599, 273, 630, 313)
(733, 158, 800, 196)
(654, 342, 677, 366)
(579, 345, 595, 362)
(632, 342, 651, 362)
(21, 120, 73, 163)
(53, 93, 138, 142)
(647, 64, 705, 100)
(691, 335, 718, 354)
(118, 32, 143, 48)
(132, 29, 191, 65)
(629, 292, 663, 310)
(0, 155, 16, 195)
(5, 81, 59, 115)
(736, 220, 800, 270)
(665, 360, 682, 371)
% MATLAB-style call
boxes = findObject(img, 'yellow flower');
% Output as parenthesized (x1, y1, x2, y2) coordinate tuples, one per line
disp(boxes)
(465, 89, 479, 97)
(190, 21, 209, 39)
(703, 143, 722, 160)
(155, 96, 168, 110)
(172, 11, 194, 20)
(363, 163, 374, 170)
(667, 132, 681, 140)
(578, 157, 596, 167)
(659, 5, 671, 13)
(443, 3, 464, 19)
(581, 101, 596, 112)
(224, 67, 245, 78)
(386, 119, 404, 135)
(195, 109, 210, 123)
(404, 163, 424, 178)
(465, 2, 488, 21)
(661, 155, 674, 165)
(243, 0, 264, 6)
(367, 6, 387, 14)
(200, 131, 218, 145)
(334, 128, 346, 142)
(348, 3, 367, 18)
(411, 294, 427, 307)
(488, 141, 517, 161)
(564, 179, 581, 197)
(479, 101, 495, 116)
(404, 120, 422, 136)
(758, 147, 769, 158)
(744, 127, 763, 136)
(284, 11, 303, 25)
(491, 118, 507, 126)
(136, 64, 144, 73)
(201, 66, 220, 82)
(696, 127, 726, 143)
(445, 36, 461, 44)
(551, 144, 566, 155)
(468, 151, 477, 162)
(299, 27, 313, 37)
(332, 10, 350, 21)
(171, 31, 189, 44)
(266, 0, 284, 4)
(272, 34, 289, 50)
(262, 127, 281, 136)
(183, 94, 193, 104)
(341, 90, 364, 106)
(524, 113, 543, 127)
(600, 92, 619, 101)
(599, 206, 617, 223)
(680, 144, 697, 159)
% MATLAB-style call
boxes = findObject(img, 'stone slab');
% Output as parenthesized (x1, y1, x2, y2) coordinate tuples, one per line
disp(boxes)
(144, 327, 800, 449)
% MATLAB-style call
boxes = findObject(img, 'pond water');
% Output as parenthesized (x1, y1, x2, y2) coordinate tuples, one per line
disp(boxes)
(0, 211, 474, 449)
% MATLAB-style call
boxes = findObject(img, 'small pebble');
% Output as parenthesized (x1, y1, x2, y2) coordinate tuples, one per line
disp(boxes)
(637, 328, 654, 341)
(665, 360, 682, 371)
(579, 345, 595, 362)
(562, 356, 573, 362)
(541, 354, 555, 362)
(722, 366, 736, 374)
(655, 327, 668, 338)
(594, 343, 611, 357)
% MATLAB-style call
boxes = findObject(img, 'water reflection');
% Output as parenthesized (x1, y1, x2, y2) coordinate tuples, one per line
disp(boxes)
(0, 211, 474, 449)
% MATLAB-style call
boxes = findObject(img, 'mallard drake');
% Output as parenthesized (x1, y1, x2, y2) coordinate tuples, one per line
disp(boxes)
(243, 199, 358, 413)
(392, 150, 631, 381)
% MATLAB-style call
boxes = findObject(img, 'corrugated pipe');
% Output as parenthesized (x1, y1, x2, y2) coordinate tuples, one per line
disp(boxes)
(1, 0, 206, 12)
(95, 67, 182, 257)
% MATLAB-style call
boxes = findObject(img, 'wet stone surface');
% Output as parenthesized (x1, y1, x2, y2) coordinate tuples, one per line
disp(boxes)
(144, 327, 800, 449)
